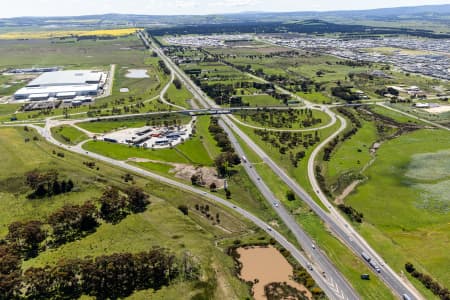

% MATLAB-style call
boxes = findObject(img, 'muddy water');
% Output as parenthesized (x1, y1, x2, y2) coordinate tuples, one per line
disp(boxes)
(237, 245, 311, 300)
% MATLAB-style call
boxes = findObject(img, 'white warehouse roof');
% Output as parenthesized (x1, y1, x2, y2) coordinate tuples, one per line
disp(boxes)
(15, 84, 99, 97)
(27, 70, 103, 87)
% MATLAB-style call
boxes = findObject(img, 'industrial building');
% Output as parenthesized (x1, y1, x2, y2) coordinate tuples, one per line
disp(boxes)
(14, 70, 107, 101)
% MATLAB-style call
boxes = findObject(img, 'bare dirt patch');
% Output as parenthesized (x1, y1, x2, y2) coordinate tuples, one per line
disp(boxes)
(237, 246, 311, 300)
(171, 164, 224, 189)
(127, 158, 224, 188)
(424, 105, 450, 114)
(334, 180, 361, 205)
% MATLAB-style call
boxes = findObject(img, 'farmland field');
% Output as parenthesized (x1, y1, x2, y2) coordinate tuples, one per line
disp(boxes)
(0, 36, 146, 68)
(345, 129, 450, 289)
(0, 28, 141, 40)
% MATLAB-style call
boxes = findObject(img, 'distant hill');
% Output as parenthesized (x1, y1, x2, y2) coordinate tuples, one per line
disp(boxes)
(0, 4, 449, 31)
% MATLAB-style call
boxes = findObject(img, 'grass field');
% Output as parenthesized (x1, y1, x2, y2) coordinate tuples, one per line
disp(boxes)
(234, 132, 396, 299)
(369, 105, 426, 124)
(297, 92, 332, 104)
(165, 83, 193, 108)
(345, 129, 450, 292)
(77, 114, 191, 133)
(51, 125, 89, 145)
(0, 103, 21, 116)
(234, 116, 341, 209)
(0, 75, 28, 96)
(83, 134, 213, 166)
(324, 119, 378, 192)
(239, 94, 281, 106)
(196, 116, 222, 159)
(0, 126, 258, 299)
(0, 126, 123, 236)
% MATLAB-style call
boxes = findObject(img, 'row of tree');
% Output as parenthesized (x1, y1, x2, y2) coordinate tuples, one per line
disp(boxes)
(4, 186, 150, 259)
(25, 170, 74, 199)
(208, 117, 241, 178)
(405, 263, 449, 300)
(158, 59, 171, 75)
(1, 246, 195, 300)
(337, 204, 364, 223)
(239, 108, 322, 129)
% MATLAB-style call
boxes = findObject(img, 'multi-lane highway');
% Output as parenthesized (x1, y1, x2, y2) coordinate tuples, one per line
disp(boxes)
(145, 32, 361, 300)
(145, 32, 423, 300)
(2, 30, 428, 300)
(220, 119, 357, 300)
(7, 120, 345, 300)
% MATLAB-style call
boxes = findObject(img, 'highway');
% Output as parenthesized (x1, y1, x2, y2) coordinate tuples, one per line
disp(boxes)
(145, 32, 359, 300)
(1, 31, 443, 300)
(145, 32, 424, 300)
(220, 119, 357, 300)
(9, 121, 345, 300)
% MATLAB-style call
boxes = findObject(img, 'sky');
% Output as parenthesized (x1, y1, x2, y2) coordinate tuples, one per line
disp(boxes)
(1, 0, 450, 18)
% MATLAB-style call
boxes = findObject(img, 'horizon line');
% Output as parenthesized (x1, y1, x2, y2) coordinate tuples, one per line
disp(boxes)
(1, 3, 449, 20)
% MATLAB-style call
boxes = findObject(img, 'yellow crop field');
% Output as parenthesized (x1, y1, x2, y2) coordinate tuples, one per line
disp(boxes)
(0, 28, 142, 40)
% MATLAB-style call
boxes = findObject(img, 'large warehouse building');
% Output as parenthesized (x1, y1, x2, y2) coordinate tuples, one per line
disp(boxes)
(14, 70, 106, 101)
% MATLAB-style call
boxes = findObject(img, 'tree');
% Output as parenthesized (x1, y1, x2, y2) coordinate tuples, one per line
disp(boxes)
(0, 245, 22, 299)
(48, 202, 99, 245)
(125, 186, 150, 213)
(286, 190, 296, 201)
(191, 174, 201, 186)
(98, 187, 128, 224)
(52, 180, 61, 196)
(178, 205, 189, 216)
(6, 220, 46, 258)
(66, 179, 74, 192)
(22, 266, 56, 299)
(173, 78, 182, 89)
(405, 262, 415, 273)
(209, 182, 217, 192)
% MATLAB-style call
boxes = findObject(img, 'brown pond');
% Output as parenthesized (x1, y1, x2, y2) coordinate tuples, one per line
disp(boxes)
(237, 245, 311, 300)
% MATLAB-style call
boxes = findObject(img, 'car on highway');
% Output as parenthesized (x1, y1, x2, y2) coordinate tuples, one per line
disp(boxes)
(273, 202, 279, 207)
(312, 244, 316, 249)
(402, 294, 412, 300)
(267, 226, 272, 231)
(307, 263, 313, 271)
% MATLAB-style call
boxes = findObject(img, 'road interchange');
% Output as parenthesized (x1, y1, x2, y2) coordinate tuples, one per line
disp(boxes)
(145, 32, 425, 300)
